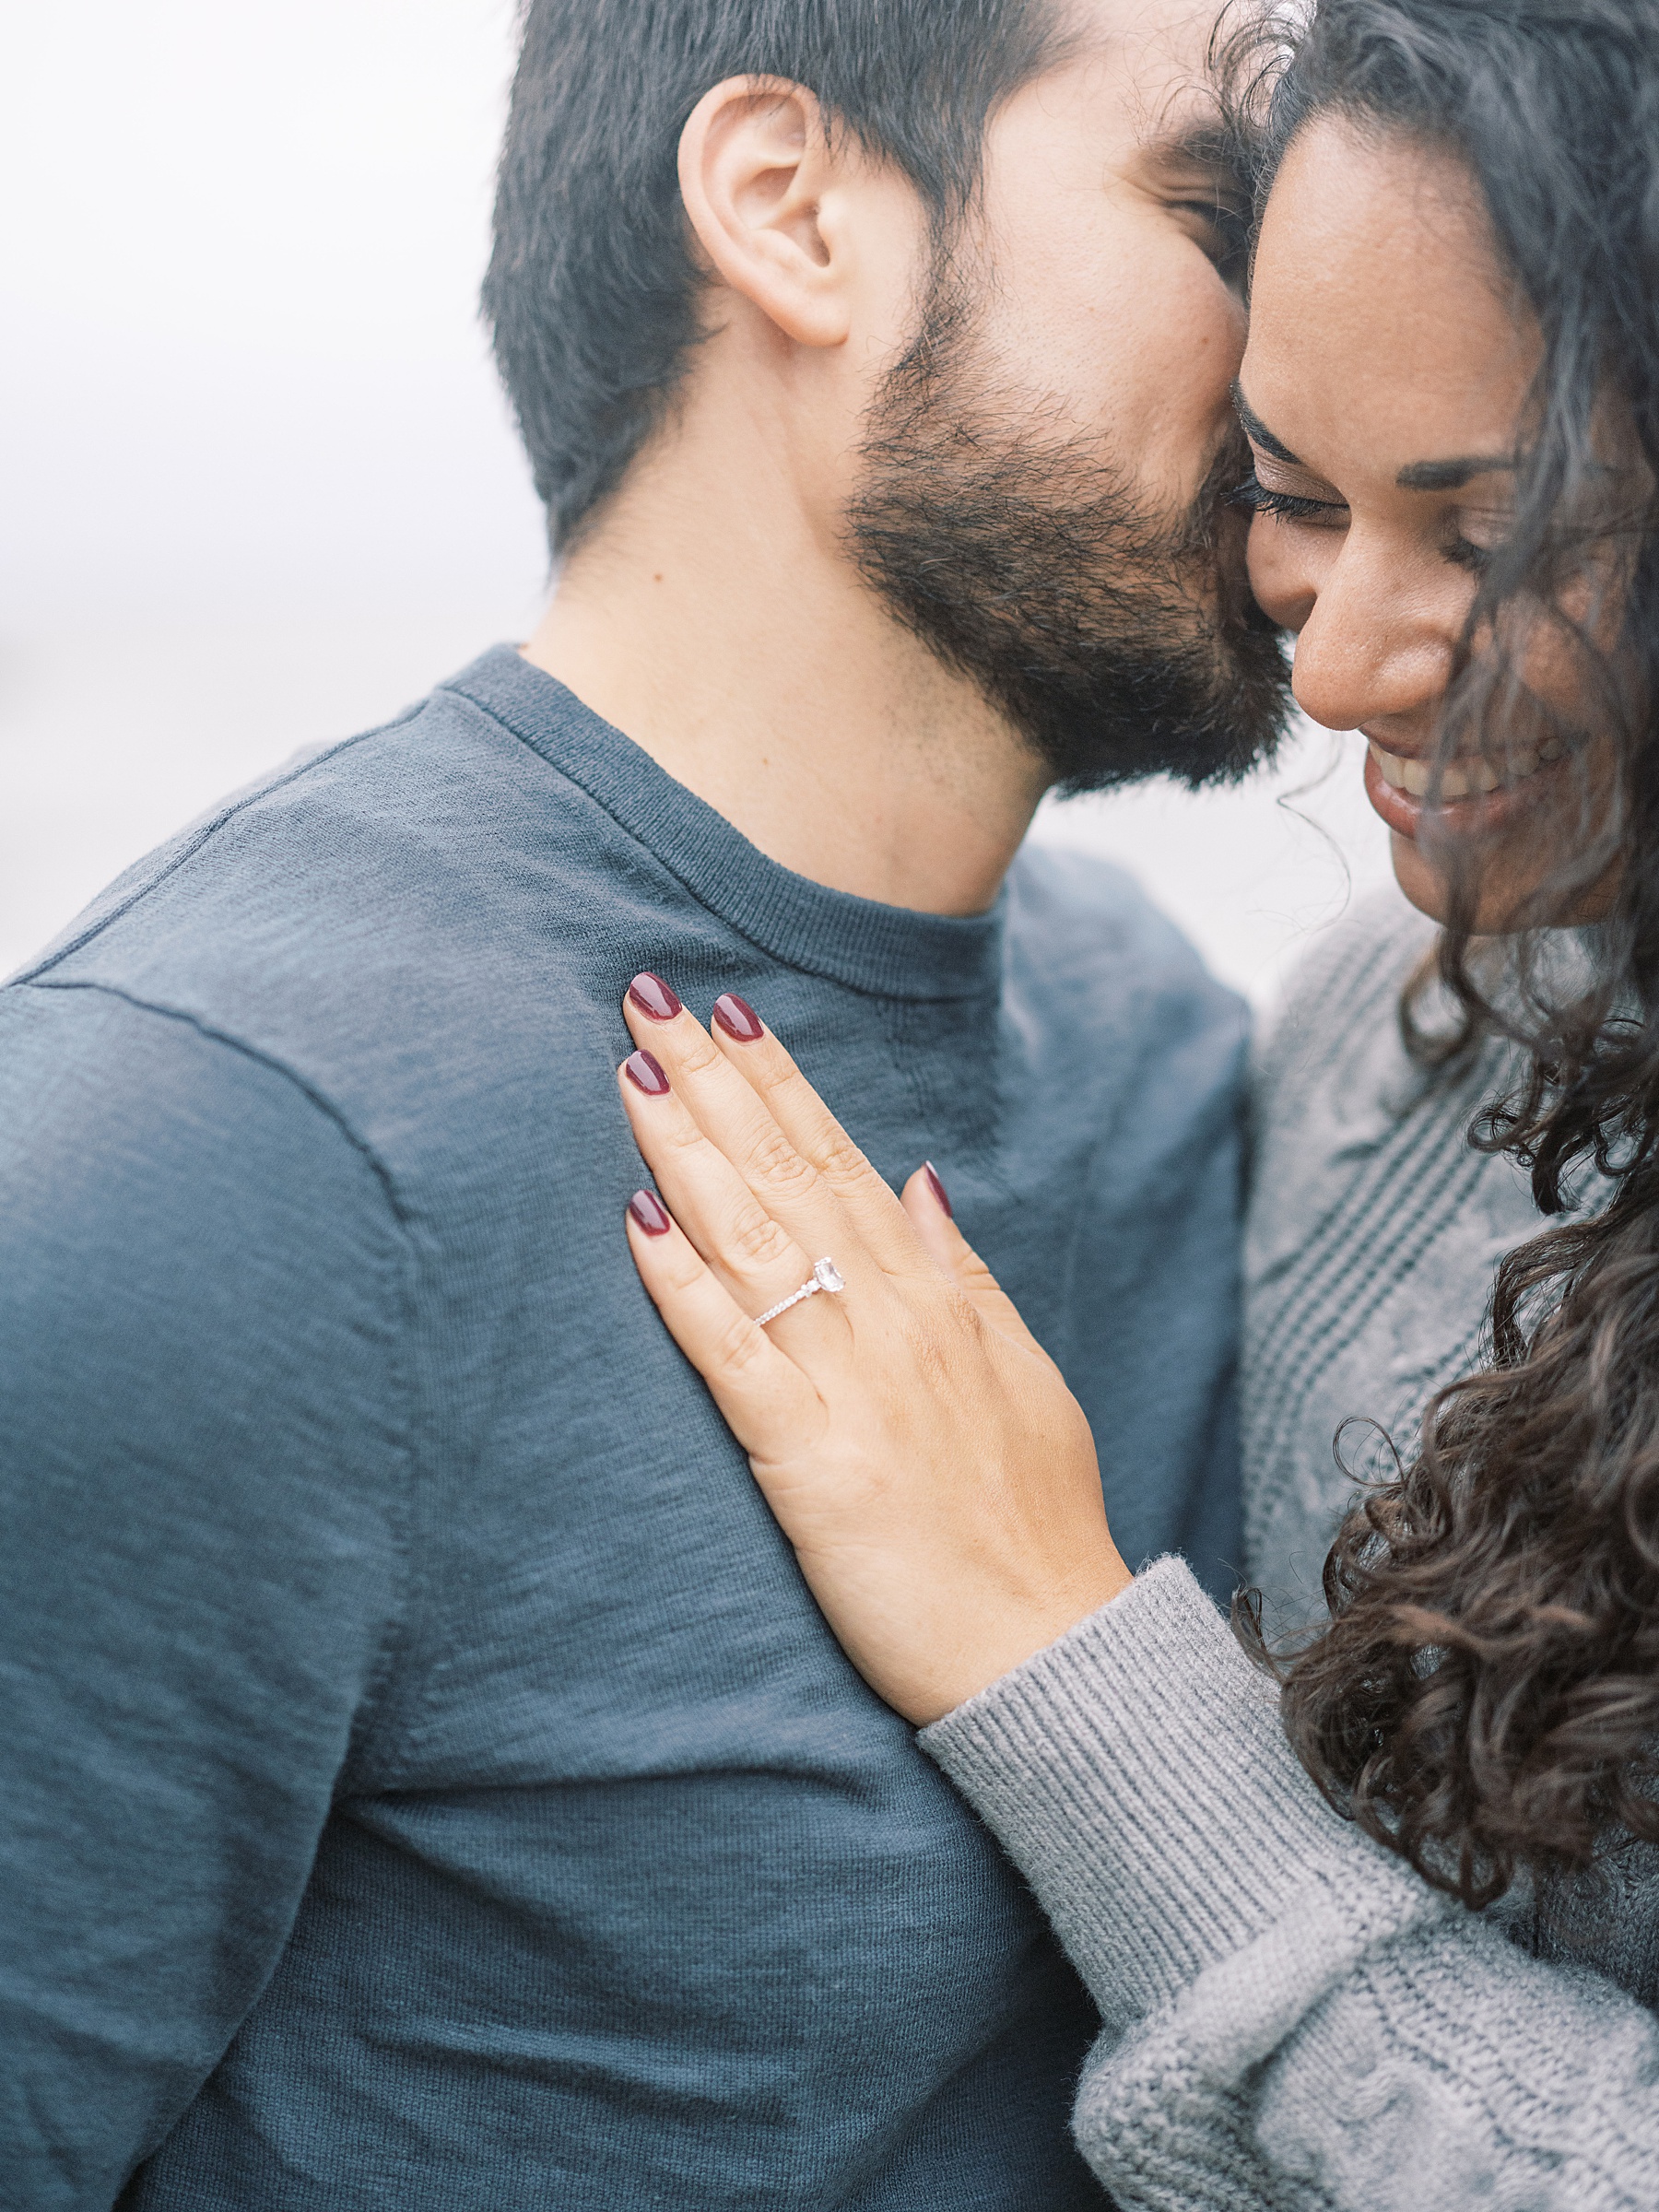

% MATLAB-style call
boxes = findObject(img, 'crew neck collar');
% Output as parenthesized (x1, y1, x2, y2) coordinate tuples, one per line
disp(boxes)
(442, 645, 1007, 1005)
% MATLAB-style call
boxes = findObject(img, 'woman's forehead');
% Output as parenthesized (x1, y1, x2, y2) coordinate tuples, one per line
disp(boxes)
(1243, 119, 1535, 481)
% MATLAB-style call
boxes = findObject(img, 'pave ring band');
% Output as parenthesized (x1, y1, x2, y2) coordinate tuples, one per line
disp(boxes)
(756, 1257, 846, 1328)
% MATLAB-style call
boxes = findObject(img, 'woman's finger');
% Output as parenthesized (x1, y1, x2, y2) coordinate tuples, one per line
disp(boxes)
(616, 1050, 842, 1326)
(625, 1193, 820, 1453)
(621, 982, 881, 1288)
(899, 1164, 1054, 1361)
(697, 990, 932, 1277)
(617, 1044, 868, 1370)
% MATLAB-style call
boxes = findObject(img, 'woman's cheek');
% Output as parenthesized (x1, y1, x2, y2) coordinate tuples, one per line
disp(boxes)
(1246, 515, 1315, 634)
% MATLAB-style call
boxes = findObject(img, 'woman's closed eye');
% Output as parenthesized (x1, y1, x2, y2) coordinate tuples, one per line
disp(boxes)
(1230, 469, 1349, 525)
(1443, 531, 1497, 575)
(1443, 504, 1516, 575)
(1232, 468, 1510, 577)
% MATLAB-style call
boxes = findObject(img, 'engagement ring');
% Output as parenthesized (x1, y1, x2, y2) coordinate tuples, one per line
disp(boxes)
(756, 1258, 845, 1328)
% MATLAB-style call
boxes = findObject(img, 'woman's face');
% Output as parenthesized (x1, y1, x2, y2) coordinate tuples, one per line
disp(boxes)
(1239, 116, 1609, 929)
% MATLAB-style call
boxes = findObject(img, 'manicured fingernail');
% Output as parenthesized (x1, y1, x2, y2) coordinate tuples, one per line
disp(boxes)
(628, 1188, 672, 1236)
(628, 971, 682, 1022)
(924, 1161, 953, 1218)
(712, 992, 764, 1043)
(624, 1048, 670, 1097)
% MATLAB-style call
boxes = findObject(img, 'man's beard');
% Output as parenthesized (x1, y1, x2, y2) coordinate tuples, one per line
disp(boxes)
(845, 277, 1293, 794)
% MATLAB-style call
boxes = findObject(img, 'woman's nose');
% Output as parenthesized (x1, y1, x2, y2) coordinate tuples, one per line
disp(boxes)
(1289, 547, 1456, 737)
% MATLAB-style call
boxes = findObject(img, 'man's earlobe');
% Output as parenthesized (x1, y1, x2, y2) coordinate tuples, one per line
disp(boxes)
(677, 76, 852, 349)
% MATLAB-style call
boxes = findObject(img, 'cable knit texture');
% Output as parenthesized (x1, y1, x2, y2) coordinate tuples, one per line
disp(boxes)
(1243, 888, 1565, 1630)
(923, 888, 1659, 2209)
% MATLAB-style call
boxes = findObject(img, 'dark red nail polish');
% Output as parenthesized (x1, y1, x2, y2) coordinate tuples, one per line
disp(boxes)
(712, 992, 764, 1043)
(628, 971, 682, 1022)
(924, 1161, 953, 1218)
(624, 1048, 670, 1097)
(629, 1188, 672, 1236)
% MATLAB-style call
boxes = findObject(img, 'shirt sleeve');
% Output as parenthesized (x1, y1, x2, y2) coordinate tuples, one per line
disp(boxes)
(922, 1558, 1659, 2212)
(0, 981, 411, 2210)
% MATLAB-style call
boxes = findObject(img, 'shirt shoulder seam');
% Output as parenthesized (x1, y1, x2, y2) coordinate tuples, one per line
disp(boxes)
(18, 974, 426, 1747)
(21, 974, 410, 1228)
(13, 705, 424, 987)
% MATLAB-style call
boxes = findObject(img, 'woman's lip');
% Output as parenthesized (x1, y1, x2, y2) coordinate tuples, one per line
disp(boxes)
(1363, 740, 1427, 839)
(1361, 736, 1562, 841)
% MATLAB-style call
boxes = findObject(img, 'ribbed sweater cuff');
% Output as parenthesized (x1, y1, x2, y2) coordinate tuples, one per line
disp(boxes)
(921, 1557, 1428, 2033)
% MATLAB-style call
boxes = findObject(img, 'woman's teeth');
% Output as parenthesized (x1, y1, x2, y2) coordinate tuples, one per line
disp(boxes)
(1368, 738, 1564, 800)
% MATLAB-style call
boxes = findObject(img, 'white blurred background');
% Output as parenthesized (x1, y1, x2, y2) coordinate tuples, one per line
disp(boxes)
(3, 0, 1394, 1000)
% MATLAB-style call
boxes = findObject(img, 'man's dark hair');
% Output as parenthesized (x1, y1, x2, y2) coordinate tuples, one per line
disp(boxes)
(485, 0, 1067, 552)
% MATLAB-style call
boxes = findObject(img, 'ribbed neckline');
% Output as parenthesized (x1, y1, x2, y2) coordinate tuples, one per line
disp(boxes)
(441, 645, 1007, 1004)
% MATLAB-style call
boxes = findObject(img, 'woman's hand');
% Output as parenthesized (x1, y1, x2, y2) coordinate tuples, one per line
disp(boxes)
(616, 977, 1133, 1725)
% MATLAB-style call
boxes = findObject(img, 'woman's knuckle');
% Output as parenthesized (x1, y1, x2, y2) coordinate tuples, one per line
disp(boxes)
(909, 1336, 951, 1393)
(676, 1030, 723, 1077)
(895, 1307, 956, 1383)
(936, 1285, 986, 1337)
(749, 1126, 816, 1194)
(754, 1060, 801, 1106)
(818, 1132, 870, 1186)
(731, 1202, 792, 1265)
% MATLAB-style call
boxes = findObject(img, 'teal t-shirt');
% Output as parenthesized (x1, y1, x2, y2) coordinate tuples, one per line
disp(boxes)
(0, 648, 1245, 2208)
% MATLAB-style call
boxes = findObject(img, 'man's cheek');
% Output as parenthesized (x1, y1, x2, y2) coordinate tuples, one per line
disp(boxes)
(1112, 255, 1245, 487)
(1150, 264, 1247, 416)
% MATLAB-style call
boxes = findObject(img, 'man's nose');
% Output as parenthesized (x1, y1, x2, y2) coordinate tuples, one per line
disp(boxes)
(1289, 542, 1456, 737)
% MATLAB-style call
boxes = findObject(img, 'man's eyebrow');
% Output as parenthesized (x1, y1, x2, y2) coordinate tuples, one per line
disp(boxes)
(1395, 455, 1518, 491)
(1231, 384, 1301, 465)
(1140, 110, 1248, 191)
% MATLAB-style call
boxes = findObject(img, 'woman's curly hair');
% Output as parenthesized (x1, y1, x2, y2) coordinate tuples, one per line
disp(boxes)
(1224, 0, 1659, 1909)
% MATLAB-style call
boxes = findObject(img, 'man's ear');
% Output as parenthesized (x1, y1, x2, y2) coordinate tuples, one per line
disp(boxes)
(677, 77, 853, 349)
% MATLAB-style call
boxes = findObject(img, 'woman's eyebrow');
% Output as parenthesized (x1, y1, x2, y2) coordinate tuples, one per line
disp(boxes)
(1236, 385, 1518, 492)
(1395, 455, 1517, 491)
(1231, 384, 1301, 465)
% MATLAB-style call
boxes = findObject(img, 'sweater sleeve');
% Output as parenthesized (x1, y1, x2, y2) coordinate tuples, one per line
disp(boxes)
(0, 982, 412, 2209)
(921, 1558, 1659, 2212)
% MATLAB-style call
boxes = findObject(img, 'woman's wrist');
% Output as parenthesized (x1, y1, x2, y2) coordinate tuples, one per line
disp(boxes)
(922, 1544, 1135, 1724)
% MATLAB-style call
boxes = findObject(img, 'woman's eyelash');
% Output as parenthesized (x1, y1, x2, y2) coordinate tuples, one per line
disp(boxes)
(1229, 471, 1347, 522)
(1445, 535, 1495, 575)
(1227, 470, 1497, 573)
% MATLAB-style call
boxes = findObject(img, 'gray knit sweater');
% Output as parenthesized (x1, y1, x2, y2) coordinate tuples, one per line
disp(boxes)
(923, 889, 1659, 2209)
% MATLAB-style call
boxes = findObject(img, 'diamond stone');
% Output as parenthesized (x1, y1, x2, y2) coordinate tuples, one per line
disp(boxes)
(814, 1258, 845, 1294)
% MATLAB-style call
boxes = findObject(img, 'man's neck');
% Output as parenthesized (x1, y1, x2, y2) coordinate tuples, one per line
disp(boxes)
(521, 433, 1049, 920)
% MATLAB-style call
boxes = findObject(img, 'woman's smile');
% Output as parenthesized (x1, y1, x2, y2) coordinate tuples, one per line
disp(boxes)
(1361, 731, 1568, 839)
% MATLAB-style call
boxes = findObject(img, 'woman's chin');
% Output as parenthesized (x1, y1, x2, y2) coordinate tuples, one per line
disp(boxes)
(1386, 831, 1454, 926)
